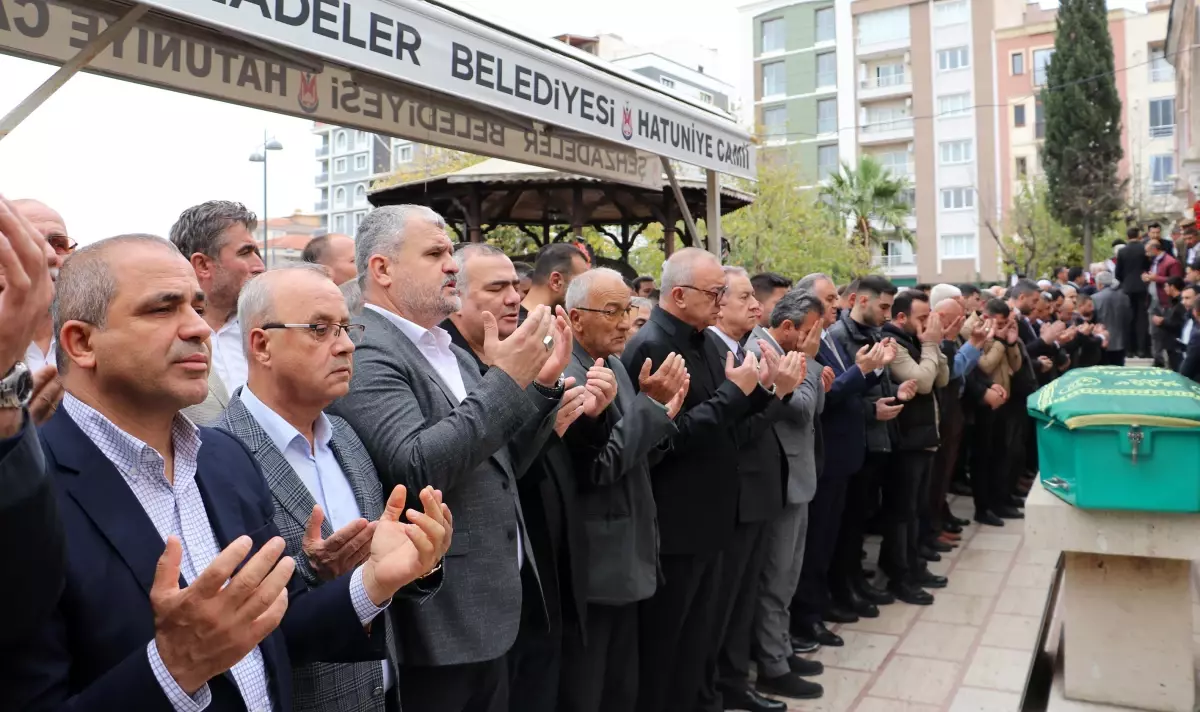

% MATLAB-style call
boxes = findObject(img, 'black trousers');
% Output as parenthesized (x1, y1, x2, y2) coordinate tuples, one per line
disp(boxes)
(398, 657, 509, 712)
(704, 521, 770, 710)
(507, 564, 561, 712)
(970, 406, 1001, 515)
(1003, 403, 1028, 496)
(560, 602, 639, 712)
(827, 455, 884, 603)
(637, 550, 723, 712)
(791, 470, 850, 627)
(1128, 292, 1150, 357)
(879, 451, 935, 586)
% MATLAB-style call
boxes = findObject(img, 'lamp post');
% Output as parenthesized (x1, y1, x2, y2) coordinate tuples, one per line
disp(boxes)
(248, 131, 283, 267)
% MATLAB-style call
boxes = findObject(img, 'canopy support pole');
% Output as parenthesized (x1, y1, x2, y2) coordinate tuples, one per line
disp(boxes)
(706, 169, 722, 261)
(661, 158, 701, 248)
(0, 4, 149, 142)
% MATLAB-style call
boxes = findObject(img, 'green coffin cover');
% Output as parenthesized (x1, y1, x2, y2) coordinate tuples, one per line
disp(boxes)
(1026, 366, 1200, 430)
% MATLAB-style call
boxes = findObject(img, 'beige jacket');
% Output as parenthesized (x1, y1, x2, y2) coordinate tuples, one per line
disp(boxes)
(977, 339, 1023, 393)
(889, 338, 950, 450)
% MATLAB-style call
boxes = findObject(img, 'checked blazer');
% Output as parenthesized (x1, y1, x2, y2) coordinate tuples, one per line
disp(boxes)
(216, 390, 412, 712)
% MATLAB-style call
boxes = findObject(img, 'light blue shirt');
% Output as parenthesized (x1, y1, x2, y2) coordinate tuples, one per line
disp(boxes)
(952, 342, 982, 380)
(239, 387, 392, 693)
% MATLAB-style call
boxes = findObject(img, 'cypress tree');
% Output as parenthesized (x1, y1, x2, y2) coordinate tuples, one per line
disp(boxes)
(1041, 0, 1126, 266)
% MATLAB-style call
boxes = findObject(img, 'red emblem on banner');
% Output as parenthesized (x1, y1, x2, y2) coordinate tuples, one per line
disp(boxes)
(298, 73, 319, 114)
(621, 105, 633, 141)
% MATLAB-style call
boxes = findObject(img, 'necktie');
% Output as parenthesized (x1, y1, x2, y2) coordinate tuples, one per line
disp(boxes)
(735, 344, 747, 366)
(824, 333, 847, 371)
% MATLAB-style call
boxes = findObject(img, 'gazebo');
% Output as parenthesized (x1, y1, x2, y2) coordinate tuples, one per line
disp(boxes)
(367, 158, 753, 263)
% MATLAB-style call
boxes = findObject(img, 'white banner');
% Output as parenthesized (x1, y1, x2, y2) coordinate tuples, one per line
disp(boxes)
(0, 0, 665, 190)
(123, 0, 756, 179)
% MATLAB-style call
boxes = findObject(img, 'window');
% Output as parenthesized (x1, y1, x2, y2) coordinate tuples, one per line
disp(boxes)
(761, 18, 785, 53)
(941, 187, 975, 210)
(334, 186, 347, 207)
(1151, 154, 1175, 194)
(815, 7, 835, 43)
(356, 130, 369, 147)
(1016, 156, 1028, 177)
(817, 52, 837, 88)
(817, 98, 837, 134)
(938, 93, 971, 118)
(1150, 98, 1175, 138)
(354, 183, 367, 204)
(334, 157, 347, 174)
(941, 233, 976, 258)
(318, 160, 329, 177)
(873, 62, 905, 88)
(354, 154, 368, 171)
(940, 139, 973, 164)
(700, 91, 714, 104)
(1033, 48, 1054, 86)
(1011, 52, 1024, 76)
(937, 46, 969, 71)
(1035, 98, 1045, 138)
(934, 0, 968, 26)
(660, 76, 676, 89)
(817, 144, 838, 180)
(762, 106, 787, 137)
(334, 214, 347, 233)
(875, 151, 911, 174)
(858, 7, 909, 46)
(396, 144, 414, 165)
(354, 211, 367, 230)
(1014, 103, 1026, 127)
(335, 131, 347, 151)
(762, 61, 785, 97)
(864, 105, 911, 131)
(1150, 47, 1175, 83)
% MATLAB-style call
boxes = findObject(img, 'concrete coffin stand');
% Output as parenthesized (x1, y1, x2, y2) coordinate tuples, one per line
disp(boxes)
(1025, 478, 1200, 712)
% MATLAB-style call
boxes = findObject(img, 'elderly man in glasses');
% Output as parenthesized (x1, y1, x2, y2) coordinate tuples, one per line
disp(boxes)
(216, 263, 440, 712)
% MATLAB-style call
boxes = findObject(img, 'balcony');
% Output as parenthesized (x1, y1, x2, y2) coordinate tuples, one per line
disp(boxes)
(860, 114, 913, 144)
(316, 144, 329, 158)
(873, 253, 917, 268)
(1151, 181, 1174, 196)
(859, 72, 912, 101)
(856, 34, 911, 61)
(1150, 124, 1175, 139)
(1150, 66, 1175, 83)
(315, 172, 329, 185)
(314, 200, 328, 212)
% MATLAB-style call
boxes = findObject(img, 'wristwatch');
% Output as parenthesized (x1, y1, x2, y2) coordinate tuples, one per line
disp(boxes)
(532, 374, 566, 399)
(0, 362, 33, 409)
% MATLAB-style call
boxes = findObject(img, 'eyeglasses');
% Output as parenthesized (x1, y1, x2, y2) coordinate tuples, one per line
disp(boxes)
(47, 236, 77, 255)
(260, 322, 365, 344)
(575, 304, 636, 321)
(679, 284, 727, 304)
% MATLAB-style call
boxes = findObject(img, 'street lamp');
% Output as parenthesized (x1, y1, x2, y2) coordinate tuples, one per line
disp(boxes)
(249, 131, 283, 267)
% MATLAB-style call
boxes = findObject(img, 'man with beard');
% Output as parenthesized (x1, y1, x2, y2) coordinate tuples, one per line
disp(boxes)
(750, 273, 793, 329)
(879, 292, 949, 605)
(329, 206, 576, 712)
(170, 201, 265, 422)
(302, 233, 358, 286)
(558, 267, 688, 712)
(521, 244, 591, 319)
(973, 300, 1027, 525)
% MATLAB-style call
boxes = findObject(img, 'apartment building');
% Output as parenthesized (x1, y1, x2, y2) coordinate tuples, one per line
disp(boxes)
(1168, 0, 1200, 212)
(1125, 2, 1186, 217)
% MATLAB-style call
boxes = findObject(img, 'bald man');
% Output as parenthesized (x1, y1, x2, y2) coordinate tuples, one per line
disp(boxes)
(303, 233, 358, 286)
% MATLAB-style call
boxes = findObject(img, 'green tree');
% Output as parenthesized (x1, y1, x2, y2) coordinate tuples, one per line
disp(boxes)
(986, 179, 1082, 279)
(1041, 0, 1125, 266)
(724, 163, 872, 281)
(820, 155, 914, 247)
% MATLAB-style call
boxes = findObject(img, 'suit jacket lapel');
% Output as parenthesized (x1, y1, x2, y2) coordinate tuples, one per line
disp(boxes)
(329, 430, 381, 522)
(46, 409, 177, 597)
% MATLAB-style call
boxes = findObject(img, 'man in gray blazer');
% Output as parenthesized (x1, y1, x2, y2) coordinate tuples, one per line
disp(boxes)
(556, 268, 689, 712)
(745, 290, 827, 701)
(328, 205, 575, 712)
(216, 264, 445, 712)
(1092, 271, 1133, 365)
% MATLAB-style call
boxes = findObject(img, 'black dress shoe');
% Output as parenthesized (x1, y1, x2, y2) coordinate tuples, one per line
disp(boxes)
(925, 538, 954, 553)
(722, 686, 788, 711)
(975, 511, 1005, 527)
(916, 571, 948, 589)
(790, 635, 819, 654)
(950, 515, 971, 527)
(788, 655, 825, 676)
(888, 582, 935, 605)
(853, 579, 896, 605)
(995, 506, 1025, 520)
(822, 605, 859, 624)
(758, 672, 824, 700)
(1009, 495, 1027, 507)
(919, 546, 942, 562)
(838, 589, 879, 619)
(800, 621, 843, 647)
(943, 521, 964, 534)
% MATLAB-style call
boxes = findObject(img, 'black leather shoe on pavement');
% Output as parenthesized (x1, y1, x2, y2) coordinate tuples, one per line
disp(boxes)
(888, 583, 935, 605)
(974, 511, 1004, 527)
(995, 506, 1025, 520)
(950, 514, 971, 527)
(722, 687, 788, 711)
(822, 606, 859, 624)
(854, 579, 896, 605)
(800, 621, 844, 647)
(926, 538, 954, 553)
(916, 572, 948, 589)
(919, 546, 942, 562)
(949, 480, 973, 496)
(943, 521, 964, 534)
(790, 635, 819, 654)
(788, 655, 825, 676)
(839, 589, 879, 619)
(758, 673, 824, 700)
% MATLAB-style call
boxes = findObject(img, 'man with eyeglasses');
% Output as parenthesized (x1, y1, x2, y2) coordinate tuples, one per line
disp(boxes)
(620, 248, 775, 712)
(216, 263, 435, 712)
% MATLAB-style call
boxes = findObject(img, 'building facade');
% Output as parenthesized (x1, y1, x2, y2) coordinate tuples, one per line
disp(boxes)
(313, 123, 428, 235)
(1168, 0, 1200, 214)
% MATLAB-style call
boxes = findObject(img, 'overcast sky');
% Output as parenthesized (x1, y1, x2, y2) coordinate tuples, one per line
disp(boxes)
(0, 0, 742, 243)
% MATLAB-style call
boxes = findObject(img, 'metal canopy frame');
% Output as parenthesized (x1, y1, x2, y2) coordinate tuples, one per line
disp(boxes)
(0, 0, 740, 259)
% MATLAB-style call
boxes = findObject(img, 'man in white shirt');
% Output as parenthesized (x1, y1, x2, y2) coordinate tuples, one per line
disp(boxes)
(169, 200, 266, 396)
(13, 198, 70, 420)
(217, 263, 437, 712)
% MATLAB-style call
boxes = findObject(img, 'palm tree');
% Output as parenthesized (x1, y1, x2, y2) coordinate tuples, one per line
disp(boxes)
(820, 155, 914, 247)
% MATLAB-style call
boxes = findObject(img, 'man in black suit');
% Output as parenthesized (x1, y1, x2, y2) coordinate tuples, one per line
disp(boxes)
(620, 248, 774, 712)
(1115, 226, 1151, 357)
